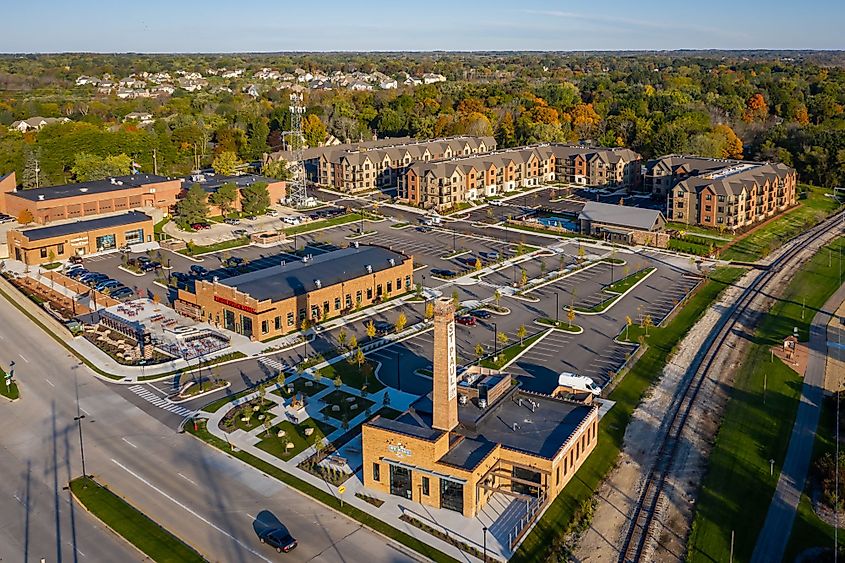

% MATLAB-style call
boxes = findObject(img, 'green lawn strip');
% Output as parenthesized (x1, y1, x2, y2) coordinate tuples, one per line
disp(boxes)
(0, 368, 19, 400)
(606, 267, 656, 294)
(480, 332, 545, 369)
(722, 185, 841, 262)
(668, 237, 713, 256)
(536, 318, 582, 332)
(284, 213, 359, 235)
(666, 221, 734, 240)
(255, 418, 325, 462)
(70, 476, 205, 563)
(272, 377, 327, 398)
(180, 237, 250, 256)
(153, 216, 170, 236)
(317, 359, 383, 392)
(186, 421, 459, 563)
(513, 266, 744, 562)
(783, 397, 845, 561)
(687, 237, 845, 563)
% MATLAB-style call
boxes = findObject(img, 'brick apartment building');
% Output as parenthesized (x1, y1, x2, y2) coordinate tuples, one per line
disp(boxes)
(7, 211, 153, 265)
(267, 136, 496, 194)
(0, 171, 285, 225)
(175, 245, 413, 340)
(645, 156, 798, 229)
(399, 145, 641, 211)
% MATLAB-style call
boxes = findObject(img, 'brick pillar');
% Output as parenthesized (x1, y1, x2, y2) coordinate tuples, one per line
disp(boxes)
(432, 297, 458, 432)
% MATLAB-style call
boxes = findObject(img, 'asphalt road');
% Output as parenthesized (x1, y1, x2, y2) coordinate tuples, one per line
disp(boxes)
(751, 282, 845, 563)
(0, 297, 418, 563)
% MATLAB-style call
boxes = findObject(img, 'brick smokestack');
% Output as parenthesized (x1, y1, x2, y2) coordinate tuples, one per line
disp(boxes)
(432, 297, 458, 432)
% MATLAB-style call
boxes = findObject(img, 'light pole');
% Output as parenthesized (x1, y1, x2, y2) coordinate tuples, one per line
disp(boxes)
(492, 322, 498, 358)
(74, 414, 87, 477)
(482, 526, 488, 562)
(556, 292, 560, 324)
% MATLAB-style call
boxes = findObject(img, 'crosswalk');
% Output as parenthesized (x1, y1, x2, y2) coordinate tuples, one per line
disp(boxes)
(128, 385, 195, 417)
(258, 356, 290, 375)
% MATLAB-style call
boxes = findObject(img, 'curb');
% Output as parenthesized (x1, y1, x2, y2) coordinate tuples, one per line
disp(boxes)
(69, 487, 155, 562)
(532, 319, 584, 334)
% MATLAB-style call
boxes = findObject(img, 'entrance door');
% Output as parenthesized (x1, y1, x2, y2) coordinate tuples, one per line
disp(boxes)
(223, 310, 236, 331)
(389, 465, 412, 499)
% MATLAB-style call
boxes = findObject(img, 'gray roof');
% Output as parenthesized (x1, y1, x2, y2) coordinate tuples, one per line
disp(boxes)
(18, 211, 151, 241)
(11, 174, 174, 202)
(185, 174, 276, 193)
(578, 201, 665, 231)
(218, 245, 409, 302)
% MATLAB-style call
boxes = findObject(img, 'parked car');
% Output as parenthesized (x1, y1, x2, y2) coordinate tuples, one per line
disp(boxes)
(140, 261, 161, 272)
(190, 265, 209, 277)
(416, 226, 432, 233)
(95, 279, 121, 292)
(224, 257, 245, 269)
(430, 268, 456, 277)
(68, 255, 84, 265)
(456, 315, 477, 327)
(171, 272, 191, 282)
(469, 309, 492, 320)
(265, 209, 279, 217)
(557, 372, 602, 396)
(83, 275, 109, 287)
(480, 251, 500, 261)
(232, 229, 248, 237)
(257, 526, 297, 554)
(373, 320, 393, 335)
(224, 217, 240, 225)
(282, 215, 301, 225)
(136, 256, 151, 264)
(110, 287, 134, 300)
(191, 222, 210, 231)
(64, 263, 84, 273)
(67, 268, 89, 279)
(244, 215, 257, 221)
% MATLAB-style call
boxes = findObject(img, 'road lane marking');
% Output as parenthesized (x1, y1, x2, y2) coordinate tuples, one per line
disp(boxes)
(110, 458, 272, 563)
(19, 354, 28, 363)
(177, 472, 197, 486)
(79, 407, 91, 416)
(121, 438, 138, 449)
(44, 379, 55, 387)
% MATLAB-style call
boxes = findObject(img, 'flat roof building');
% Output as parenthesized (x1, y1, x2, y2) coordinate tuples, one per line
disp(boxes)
(362, 298, 598, 540)
(175, 245, 414, 341)
(7, 211, 153, 265)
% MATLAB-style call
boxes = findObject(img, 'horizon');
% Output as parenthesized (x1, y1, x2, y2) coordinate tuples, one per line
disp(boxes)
(2, 0, 843, 53)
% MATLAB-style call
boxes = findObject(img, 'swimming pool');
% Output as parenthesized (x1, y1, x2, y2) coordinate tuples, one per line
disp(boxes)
(538, 216, 578, 231)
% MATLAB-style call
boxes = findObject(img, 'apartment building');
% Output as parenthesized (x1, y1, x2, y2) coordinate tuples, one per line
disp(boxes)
(266, 136, 496, 194)
(399, 145, 641, 211)
(646, 156, 798, 230)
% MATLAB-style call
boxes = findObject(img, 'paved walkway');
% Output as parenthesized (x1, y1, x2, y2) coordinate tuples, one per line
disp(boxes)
(751, 282, 845, 563)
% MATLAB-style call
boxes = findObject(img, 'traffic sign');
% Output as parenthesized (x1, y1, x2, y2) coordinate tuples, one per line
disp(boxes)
(338, 485, 346, 495)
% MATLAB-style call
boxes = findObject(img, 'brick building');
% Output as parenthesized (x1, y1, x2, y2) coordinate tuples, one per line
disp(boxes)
(645, 156, 798, 230)
(362, 298, 598, 520)
(7, 211, 153, 265)
(399, 145, 641, 211)
(175, 245, 413, 340)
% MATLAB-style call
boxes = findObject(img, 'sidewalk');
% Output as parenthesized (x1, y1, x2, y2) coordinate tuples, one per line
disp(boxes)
(751, 283, 845, 563)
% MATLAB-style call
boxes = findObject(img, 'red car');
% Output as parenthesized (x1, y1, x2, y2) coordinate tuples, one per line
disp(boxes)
(191, 223, 210, 231)
(456, 315, 476, 327)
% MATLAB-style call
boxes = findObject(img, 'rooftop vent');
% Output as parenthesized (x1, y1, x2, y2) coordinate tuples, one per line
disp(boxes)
(353, 241, 360, 248)
(79, 187, 88, 192)
(109, 178, 116, 184)
(365, 264, 373, 273)
(212, 276, 219, 282)
(302, 256, 309, 263)
(280, 260, 286, 267)
(388, 258, 395, 266)
(38, 194, 44, 200)
(478, 398, 488, 409)
(511, 422, 519, 432)
(314, 279, 322, 289)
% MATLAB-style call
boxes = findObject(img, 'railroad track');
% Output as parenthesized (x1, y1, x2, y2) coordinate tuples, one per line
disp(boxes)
(618, 209, 845, 563)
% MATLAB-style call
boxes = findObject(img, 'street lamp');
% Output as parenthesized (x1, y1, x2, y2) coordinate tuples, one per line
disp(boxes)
(556, 292, 560, 324)
(482, 526, 488, 562)
(492, 322, 498, 358)
(74, 414, 87, 477)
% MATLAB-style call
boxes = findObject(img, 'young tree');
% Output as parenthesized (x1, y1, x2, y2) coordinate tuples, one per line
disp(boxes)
(625, 315, 633, 341)
(209, 182, 238, 217)
(348, 334, 358, 350)
(366, 320, 376, 339)
(395, 312, 407, 333)
(642, 314, 654, 336)
(212, 151, 241, 176)
(493, 289, 502, 309)
(175, 184, 209, 227)
(578, 244, 586, 262)
(497, 331, 509, 349)
(17, 208, 34, 225)
(354, 348, 366, 389)
(520, 268, 528, 287)
(517, 324, 527, 345)
(474, 257, 483, 271)
(337, 327, 348, 349)
(452, 289, 460, 309)
(240, 182, 271, 215)
(474, 342, 485, 363)
(567, 305, 576, 329)
(424, 302, 434, 320)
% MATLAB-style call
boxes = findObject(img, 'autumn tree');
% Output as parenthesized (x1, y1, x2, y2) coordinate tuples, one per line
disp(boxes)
(71, 152, 131, 181)
(395, 311, 407, 333)
(366, 320, 376, 339)
(303, 114, 328, 147)
(744, 93, 768, 123)
(17, 208, 34, 225)
(212, 151, 241, 176)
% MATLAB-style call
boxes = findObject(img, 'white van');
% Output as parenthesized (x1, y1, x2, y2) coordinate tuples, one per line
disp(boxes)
(557, 372, 602, 396)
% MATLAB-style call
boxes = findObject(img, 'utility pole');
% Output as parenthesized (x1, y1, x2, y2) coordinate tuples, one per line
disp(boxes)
(153, 148, 158, 176)
(74, 414, 87, 477)
(34, 159, 40, 189)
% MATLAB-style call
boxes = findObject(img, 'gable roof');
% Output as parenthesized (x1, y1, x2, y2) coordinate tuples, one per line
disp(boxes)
(578, 201, 665, 231)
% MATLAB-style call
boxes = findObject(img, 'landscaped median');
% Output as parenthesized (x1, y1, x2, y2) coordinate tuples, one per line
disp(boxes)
(535, 318, 583, 333)
(480, 331, 547, 370)
(69, 476, 205, 563)
(0, 368, 19, 401)
(179, 236, 250, 257)
(512, 266, 744, 562)
(573, 267, 656, 314)
(185, 420, 459, 563)
(283, 213, 360, 236)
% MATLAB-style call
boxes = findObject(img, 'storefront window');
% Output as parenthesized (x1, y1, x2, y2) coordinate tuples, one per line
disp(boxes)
(223, 310, 236, 331)
(241, 316, 253, 338)
(389, 465, 412, 499)
(512, 466, 542, 497)
(261, 320, 268, 334)
(440, 479, 464, 513)
(125, 228, 144, 245)
(287, 312, 295, 326)
(372, 463, 380, 482)
(96, 233, 116, 251)
(422, 476, 430, 496)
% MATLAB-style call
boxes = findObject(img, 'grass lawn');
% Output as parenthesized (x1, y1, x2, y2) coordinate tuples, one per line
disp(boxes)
(783, 397, 845, 561)
(513, 267, 744, 562)
(284, 213, 359, 235)
(722, 185, 841, 262)
(180, 237, 250, 256)
(606, 267, 655, 294)
(185, 420, 458, 563)
(669, 236, 713, 256)
(536, 318, 582, 332)
(319, 389, 376, 421)
(70, 476, 204, 563)
(255, 418, 325, 461)
(271, 377, 327, 399)
(481, 332, 546, 369)
(688, 237, 845, 563)
(667, 221, 734, 240)
(153, 216, 170, 236)
(317, 359, 383, 392)
(219, 398, 275, 433)
(0, 372, 19, 400)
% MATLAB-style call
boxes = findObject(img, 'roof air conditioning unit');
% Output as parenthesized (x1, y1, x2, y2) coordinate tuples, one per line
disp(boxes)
(458, 394, 468, 405)
(366, 265, 373, 273)
(280, 260, 286, 266)
(110, 178, 116, 184)
(38, 195, 45, 200)
(302, 256, 309, 263)
(389, 258, 395, 266)
(79, 187, 88, 192)
(212, 276, 219, 282)
(314, 279, 322, 288)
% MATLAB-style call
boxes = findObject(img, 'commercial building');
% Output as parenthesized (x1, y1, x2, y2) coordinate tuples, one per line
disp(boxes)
(7, 211, 153, 265)
(175, 245, 413, 340)
(399, 145, 641, 211)
(645, 155, 798, 230)
(0, 171, 286, 226)
(578, 201, 669, 248)
(0, 172, 182, 225)
(362, 298, 598, 525)
(267, 136, 496, 194)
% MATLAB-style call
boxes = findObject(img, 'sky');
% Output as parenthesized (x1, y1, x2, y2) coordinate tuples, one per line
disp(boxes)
(2, 0, 842, 53)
